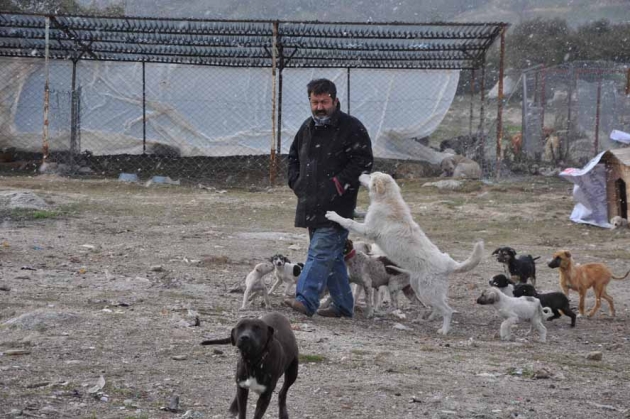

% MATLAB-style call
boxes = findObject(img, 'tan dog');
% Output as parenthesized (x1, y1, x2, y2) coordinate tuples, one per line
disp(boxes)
(440, 154, 482, 179)
(548, 250, 630, 317)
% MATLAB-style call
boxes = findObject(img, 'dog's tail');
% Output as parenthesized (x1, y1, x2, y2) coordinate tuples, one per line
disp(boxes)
(385, 265, 412, 275)
(541, 306, 554, 320)
(452, 241, 485, 274)
(201, 337, 231, 345)
(532, 256, 541, 261)
(612, 269, 630, 280)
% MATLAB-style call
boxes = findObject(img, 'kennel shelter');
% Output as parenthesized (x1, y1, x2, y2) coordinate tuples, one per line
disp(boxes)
(602, 148, 630, 221)
(0, 12, 508, 183)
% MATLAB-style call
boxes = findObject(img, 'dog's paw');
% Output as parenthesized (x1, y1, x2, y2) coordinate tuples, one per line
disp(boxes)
(325, 211, 342, 222)
(437, 327, 449, 335)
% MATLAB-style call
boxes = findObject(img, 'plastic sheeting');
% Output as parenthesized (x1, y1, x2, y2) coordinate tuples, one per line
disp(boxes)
(0, 58, 458, 163)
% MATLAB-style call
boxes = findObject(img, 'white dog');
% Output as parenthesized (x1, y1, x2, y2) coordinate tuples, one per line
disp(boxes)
(325, 172, 484, 335)
(241, 262, 275, 310)
(268, 254, 304, 296)
(476, 287, 553, 343)
(610, 216, 628, 229)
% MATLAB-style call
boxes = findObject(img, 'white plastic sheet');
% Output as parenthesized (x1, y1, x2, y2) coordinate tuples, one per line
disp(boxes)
(560, 151, 611, 228)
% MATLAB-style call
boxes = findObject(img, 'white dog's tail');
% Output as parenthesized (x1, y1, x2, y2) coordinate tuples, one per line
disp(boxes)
(541, 306, 554, 320)
(452, 241, 485, 274)
(385, 265, 411, 275)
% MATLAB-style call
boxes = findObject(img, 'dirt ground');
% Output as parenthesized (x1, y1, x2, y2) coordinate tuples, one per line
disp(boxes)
(1, 174, 630, 419)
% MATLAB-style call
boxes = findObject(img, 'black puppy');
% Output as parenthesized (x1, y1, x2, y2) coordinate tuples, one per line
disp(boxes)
(492, 246, 540, 286)
(513, 283, 576, 327)
(201, 312, 299, 419)
(488, 274, 515, 297)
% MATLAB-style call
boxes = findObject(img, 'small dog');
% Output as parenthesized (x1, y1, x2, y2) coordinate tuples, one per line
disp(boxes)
(488, 274, 515, 297)
(342, 239, 416, 318)
(241, 262, 275, 310)
(476, 287, 553, 343)
(513, 283, 576, 327)
(268, 254, 304, 296)
(440, 154, 482, 179)
(492, 246, 540, 286)
(548, 250, 630, 317)
(201, 312, 298, 419)
(325, 171, 484, 335)
(610, 216, 628, 229)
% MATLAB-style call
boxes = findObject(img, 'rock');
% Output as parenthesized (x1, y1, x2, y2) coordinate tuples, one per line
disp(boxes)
(421, 179, 463, 190)
(393, 323, 412, 331)
(87, 375, 106, 394)
(212, 348, 224, 355)
(533, 368, 551, 379)
(587, 351, 602, 361)
(168, 395, 180, 412)
(150, 265, 164, 272)
(172, 355, 187, 361)
(0, 285, 10, 292)
(4, 349, 31, 356)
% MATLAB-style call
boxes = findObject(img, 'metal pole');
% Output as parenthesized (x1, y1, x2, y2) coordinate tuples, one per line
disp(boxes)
(42, 16, 50, 164)
(469, 69, 475, 136)
(142, 61, 146, 154)
(495, 26, 506, 179)
(277, 67, 283, 154)
(70, 59, 78, 171)
(269, 21, 279, 185)
(347, 68, 351, 115)
(566, 66, 574, 161)
(594, 71, 602, 156)
(478, 53, 486, 168)
(540, 65, 547, 152)
(522, 70, 529, 156)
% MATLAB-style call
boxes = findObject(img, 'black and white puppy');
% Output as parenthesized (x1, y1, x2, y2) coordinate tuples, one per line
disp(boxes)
(477, 287, 553, 343)
(488, 274, 516, 297)
(201, 312, 299, 419)
(513, 283, 577, 327)
(492, 246, 540, 286)
(268, 254, 304, 296)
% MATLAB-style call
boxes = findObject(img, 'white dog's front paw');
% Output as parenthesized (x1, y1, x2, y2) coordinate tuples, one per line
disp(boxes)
(325, 211, 342, 222)
(437, 327, 449, 335)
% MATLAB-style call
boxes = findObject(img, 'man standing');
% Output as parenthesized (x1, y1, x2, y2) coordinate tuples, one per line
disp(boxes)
(284, 78, 373, 318)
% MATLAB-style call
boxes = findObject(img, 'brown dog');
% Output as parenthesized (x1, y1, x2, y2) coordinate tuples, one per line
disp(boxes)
(548, 250, 630, 317)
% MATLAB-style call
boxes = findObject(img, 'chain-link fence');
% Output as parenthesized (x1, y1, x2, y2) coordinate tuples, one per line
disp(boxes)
(520, 61, 630, 167)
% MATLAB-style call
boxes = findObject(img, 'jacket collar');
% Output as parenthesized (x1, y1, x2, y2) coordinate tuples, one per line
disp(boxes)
(309, 109, 341, 128)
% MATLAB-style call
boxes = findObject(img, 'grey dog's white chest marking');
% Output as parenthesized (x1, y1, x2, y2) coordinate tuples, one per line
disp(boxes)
(239, 376, 267, 394)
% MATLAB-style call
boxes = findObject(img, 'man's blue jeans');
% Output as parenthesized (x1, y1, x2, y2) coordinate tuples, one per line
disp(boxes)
(295, 226, 353, 317)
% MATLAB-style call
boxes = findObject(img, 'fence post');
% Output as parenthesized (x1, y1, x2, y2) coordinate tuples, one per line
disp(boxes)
(469, 69, 475, 136)
(478, 53, 486, 170)
(594, 70, 602, 156)
(70, 59, 78, 170)
(566, 66, 574, 160)
(142, 61, 146, 154)
(347, 68, 351, 115)
(42, 16, 50, 164)
(521, 70, 528, 156)
(539, 65, 546, 152)
(269, 21, 279, 185)
(495, 25, 506, 179)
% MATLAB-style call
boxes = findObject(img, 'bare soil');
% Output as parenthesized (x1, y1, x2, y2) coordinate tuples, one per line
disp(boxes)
(1, 174, 630, 419)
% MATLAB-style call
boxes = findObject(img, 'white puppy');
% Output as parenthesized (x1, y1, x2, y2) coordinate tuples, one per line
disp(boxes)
(476, 287, 553, 343)
(610, 216, 628, 229)
(325, 172, 484, 335)
(241, 262, 275, 310)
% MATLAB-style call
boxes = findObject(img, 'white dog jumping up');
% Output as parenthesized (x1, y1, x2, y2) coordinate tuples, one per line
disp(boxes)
(241, 262, 275, 310)
(476, 287, 553, 343)
(325, 172, 484, 335)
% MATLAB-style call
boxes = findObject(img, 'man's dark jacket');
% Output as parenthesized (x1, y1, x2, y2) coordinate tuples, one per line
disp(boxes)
(288, 109, 373, 228)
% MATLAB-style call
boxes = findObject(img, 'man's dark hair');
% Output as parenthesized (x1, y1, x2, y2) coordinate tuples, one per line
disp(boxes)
(307, 78, 337, 100)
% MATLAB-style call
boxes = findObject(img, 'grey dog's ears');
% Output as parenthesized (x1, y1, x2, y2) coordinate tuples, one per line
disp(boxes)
(266, 325, 275, 346)
(230, 328, 236, 346)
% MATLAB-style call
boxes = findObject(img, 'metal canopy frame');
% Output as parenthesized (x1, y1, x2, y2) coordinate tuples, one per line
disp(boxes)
(0, 13, 506, 70)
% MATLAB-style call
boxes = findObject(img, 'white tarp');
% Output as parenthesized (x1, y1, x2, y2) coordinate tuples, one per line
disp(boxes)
(610, 129, 630, 144)
(0, 58, 459, 162)
(559, 151, 611, 228)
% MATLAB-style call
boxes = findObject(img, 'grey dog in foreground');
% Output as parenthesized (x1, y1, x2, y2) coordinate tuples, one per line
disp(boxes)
(201, 312, 299, 419)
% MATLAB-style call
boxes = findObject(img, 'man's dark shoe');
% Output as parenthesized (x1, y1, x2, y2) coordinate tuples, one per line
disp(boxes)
(283, 298, 311, 316)
(316, 306, 342, 318)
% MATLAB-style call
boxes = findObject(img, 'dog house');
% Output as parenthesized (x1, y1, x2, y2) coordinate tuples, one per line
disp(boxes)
(602, 148, 630, 220)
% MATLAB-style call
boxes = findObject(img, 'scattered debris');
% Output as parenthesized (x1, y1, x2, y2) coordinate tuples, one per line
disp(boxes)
(172, 355, 187, 361)
(87, 375, 105, 394)
(118, 173, 139, 183)
(4, 349, 32, 356)
(587, 351, 603, 361)
(421, 179, 463, 190)
(390, 309, 406, 320)
(393, 323, 412, 331)
(533, 368, 551, 379)
(150, 265, 164, 272)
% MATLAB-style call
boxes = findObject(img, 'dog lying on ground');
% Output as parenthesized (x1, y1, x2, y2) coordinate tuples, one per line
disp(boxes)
(548, 250, 630, 317)
(476, 287, 553, 343)
(201, 312, 298, 419)
(489, 274, 515, 297)
(492, 246, 540, 286)
(241, 262, 275, 310)
(513, 283, 576, 327)
(440, 154, 482, 179)
(268, 254, 304, 296)
(325, 171, 484, 335)
(610, 216, 628, 229)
